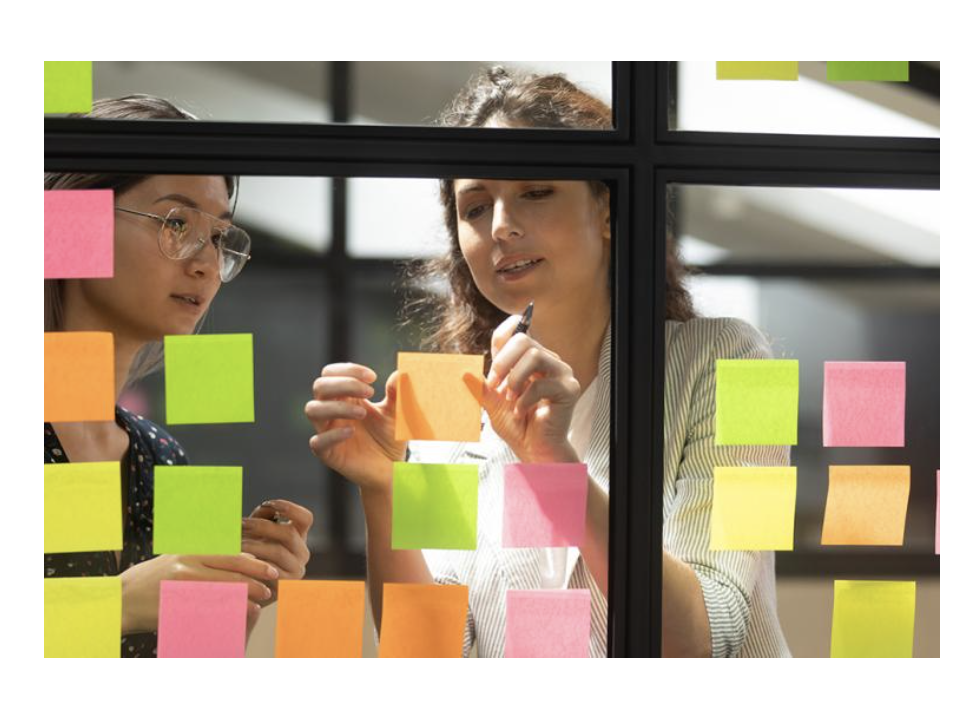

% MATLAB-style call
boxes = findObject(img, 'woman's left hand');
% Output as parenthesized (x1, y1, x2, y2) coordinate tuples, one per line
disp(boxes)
(479, 314, 582, 464)
(242, 499, 314, 605)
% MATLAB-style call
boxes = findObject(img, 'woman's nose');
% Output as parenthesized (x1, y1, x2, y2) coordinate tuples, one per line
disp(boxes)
(492, 200, 523, 241)
(186, 237, 221, 278)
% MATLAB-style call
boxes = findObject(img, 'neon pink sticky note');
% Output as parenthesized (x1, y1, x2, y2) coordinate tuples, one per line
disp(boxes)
(503, 463, 588, 548)
(823, 362, 906, 447)
(936, 470, 940, 555)
(157, 581, 248, 658)
(44, 190, 114, 279)
(505, 589, 590, 657)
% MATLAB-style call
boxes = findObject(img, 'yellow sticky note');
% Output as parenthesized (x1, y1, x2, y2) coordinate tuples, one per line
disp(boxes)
(831, 580, 915, 658)
(45, 576, 121, 658)
(395, 353, 483, 442)
(44, 61, 93, 114)
(45, 462, 122, 554)
(717, 62, 799, 81)
(710, 466, 797, 550)
(821, 466, 910, 546)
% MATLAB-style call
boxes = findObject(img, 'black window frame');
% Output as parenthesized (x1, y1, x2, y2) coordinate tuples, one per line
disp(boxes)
(45, 61, 939, 658)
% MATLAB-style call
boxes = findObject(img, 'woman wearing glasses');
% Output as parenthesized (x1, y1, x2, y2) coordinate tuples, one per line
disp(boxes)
(44, 95, 313, 657)
(305, 68, 791, 657)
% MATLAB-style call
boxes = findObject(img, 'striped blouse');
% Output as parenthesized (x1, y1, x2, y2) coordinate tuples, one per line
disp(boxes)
(416, 317, 792, 658)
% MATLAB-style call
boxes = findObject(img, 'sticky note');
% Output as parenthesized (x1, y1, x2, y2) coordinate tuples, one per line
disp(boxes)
(503, 463, 588, 548)
(830, 580, 915, 658)
(715, 359, 798, 445)
(44, 61, 93, 114)
(710, 466, 797, 551)
(44, 332, 115, 423)
(392, 463, 478, 550)
(717, 62, 799, 81)
(45, 461, 122, 553)
(505, 589, 591, 658)
(395, 352, 483, 442)
(157, 580, 248, 658)
(153, 466, 242, 555)
(823, 362, 905, 447)
(821, 466, 910, 546)
(936, 470, 940, 555)
(44, 190, 114, 279)
(164, 334, 255, 424)
(45, 576, 121, 657)
(275, 580, 365, 658)
(379, 583, 469, 658)
(827, 62, 909, 82)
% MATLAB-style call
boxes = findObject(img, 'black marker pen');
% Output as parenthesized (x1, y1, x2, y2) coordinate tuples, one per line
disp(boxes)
(515, 301, 534, 335)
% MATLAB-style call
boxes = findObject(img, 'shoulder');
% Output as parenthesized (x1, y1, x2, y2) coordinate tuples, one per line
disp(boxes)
(666, 316, 774, 365)
(117, 406, 189, 466)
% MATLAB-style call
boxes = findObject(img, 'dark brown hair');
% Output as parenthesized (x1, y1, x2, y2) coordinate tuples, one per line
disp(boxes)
(405, 66, 696, 360)
(44, 94, 237, 385)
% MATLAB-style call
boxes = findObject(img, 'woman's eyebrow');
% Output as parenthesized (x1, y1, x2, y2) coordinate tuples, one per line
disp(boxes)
(456, 183, 486, 196)
(154, 193, 233, 220)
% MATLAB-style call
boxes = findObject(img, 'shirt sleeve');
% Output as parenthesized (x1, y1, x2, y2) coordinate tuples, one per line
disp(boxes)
(663, 318, 791, 658)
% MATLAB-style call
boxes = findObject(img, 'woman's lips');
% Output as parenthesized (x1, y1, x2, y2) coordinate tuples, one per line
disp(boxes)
(496, 258, 545, 281)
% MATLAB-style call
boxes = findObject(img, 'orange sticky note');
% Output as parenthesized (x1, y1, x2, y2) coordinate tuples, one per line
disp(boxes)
(821, 466, 911, 546)
(394, 353, 483, 442)
(45, 332, 115, 422)
(379, 583, 468, 658)
(275, 580, 365, 658)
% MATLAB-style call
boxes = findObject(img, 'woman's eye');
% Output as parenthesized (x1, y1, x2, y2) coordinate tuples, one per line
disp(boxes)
(524, 188, 553, 200)
(166, 219, 188, 234)
(463, 204, 487, 221)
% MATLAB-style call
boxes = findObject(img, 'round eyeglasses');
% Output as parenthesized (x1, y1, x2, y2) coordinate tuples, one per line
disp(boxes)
(115, 205, 252, 283)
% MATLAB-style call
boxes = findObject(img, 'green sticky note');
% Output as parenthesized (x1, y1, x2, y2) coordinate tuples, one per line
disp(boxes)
(45, 576, 121, 657)
(831, 580, 916, 658)
(717, 62, 799, 80)
(392, 463, 478, 550)
(164, 334, 255, 424)
(44, 61, 93, 114)
(153, 466, 243, 555)
(827, 62, 909, 82)
(710, 466, 797, 550)
(45, 462, 122, 554)
(715, 359, 799, 445)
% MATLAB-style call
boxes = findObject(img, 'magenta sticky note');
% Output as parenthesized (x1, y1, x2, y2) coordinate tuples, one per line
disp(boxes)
(503, 463, 588, 548)
(45, 190, 114, 279)
(823, 362, 906, 447)
(936, 470, 940, 555)
(505, 589, 591, 657)
(157, 581, 248, 658)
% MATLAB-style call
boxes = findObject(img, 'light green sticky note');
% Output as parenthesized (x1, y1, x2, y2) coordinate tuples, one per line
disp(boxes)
(717, 62, 799, 81)
(45, 462, 122, 554)
(44, 61, 93, 114)
(827, 62, 909, 82)
(710, 466, 797, 550)
(392, 463, 478, 550)
(715, 359, 799, 445)
(45, 576, 121, 657)
(831, 580, 916, 658)
(164, 334, 255, 424)
(153, 466, 242, 555)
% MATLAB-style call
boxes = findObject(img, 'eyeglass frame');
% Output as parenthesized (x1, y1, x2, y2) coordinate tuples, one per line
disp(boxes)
(114, 205, 252, 282)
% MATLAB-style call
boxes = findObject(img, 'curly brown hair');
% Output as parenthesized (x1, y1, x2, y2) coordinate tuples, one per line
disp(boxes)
(404, 66, 696, 361)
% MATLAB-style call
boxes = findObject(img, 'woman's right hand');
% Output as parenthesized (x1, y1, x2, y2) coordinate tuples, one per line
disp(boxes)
(304, 363, 407, 493)
(119, 553, 279, 635)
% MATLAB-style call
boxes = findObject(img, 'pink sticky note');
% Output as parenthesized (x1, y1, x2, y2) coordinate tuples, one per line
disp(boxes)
(505, 589, 591, 657)
(936, 470, 940, 555)
(157, 581, 248, 658)
(823, 362, 906, 447)
(503, 463, 588, 548)
(45, 189, 114, 279)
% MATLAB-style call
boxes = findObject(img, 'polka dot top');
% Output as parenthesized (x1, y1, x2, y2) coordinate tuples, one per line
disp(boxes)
(44, 405, 188, 658)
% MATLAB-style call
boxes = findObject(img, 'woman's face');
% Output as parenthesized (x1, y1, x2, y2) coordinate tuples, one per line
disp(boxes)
(71, 175, 230, 342)
(453, 179, 611, 317)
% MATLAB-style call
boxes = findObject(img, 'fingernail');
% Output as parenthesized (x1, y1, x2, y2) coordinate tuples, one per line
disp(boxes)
(267, 565, 279, 579)
(261, 500, 279, 510)
(262, 585, 272, 599)
(487, 371, 498, 389)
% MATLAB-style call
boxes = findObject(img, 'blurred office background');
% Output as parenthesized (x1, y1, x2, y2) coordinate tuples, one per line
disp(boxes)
(90, 61, 939, 657)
